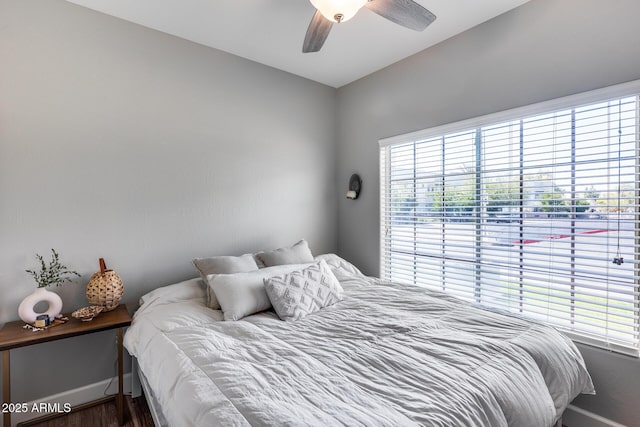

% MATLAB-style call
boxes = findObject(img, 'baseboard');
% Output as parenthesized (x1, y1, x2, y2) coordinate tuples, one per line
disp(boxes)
(10, 373, 132, 427)
(564, 404, 627, 427)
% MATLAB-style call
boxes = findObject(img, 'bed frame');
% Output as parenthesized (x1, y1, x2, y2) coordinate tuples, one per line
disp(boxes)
(132, 356, 169, 427)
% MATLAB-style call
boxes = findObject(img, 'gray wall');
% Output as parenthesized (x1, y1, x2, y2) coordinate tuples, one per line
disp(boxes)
(0, 0, 337, 402)
(336, 0, 640, 424)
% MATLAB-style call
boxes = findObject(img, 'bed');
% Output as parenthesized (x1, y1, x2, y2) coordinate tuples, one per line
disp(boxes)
(124, 252, 594, 427)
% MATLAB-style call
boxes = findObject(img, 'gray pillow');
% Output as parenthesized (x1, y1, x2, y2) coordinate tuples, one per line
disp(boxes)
(255, 239, 314, 267)
(192, 253, 259, 309)
(264, 260, 344, 321)
(208, 263, 313, 321)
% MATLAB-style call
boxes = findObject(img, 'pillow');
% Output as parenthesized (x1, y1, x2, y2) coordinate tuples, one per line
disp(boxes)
(192, 254, 259, 309)
(208, 263, 313, 321)
(314, 253, 365, 278)
(255, 239, 314, 268)
(139, 277, 206, 307)
(264, 259, 344, 322)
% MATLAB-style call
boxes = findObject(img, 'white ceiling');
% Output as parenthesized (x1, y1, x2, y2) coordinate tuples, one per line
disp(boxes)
(65, 0, 529, 88)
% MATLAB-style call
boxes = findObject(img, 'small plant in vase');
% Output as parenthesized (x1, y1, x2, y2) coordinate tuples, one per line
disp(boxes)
(25, 249, 81, 288)
(19, 249, 80, 324)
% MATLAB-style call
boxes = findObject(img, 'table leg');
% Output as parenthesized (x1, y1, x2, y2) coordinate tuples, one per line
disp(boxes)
(2, 350, 10, 427)
(117, 328, 124, 426)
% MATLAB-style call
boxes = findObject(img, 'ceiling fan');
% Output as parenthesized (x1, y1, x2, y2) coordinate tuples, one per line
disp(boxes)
(303, 0, 436, 53)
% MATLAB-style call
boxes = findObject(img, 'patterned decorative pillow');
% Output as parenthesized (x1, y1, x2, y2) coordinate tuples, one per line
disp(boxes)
(264, 259, 344, 321)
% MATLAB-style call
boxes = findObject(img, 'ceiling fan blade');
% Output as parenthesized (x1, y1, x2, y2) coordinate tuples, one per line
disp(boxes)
(365, 0, 436, 31)
(303, 10, 333, 53)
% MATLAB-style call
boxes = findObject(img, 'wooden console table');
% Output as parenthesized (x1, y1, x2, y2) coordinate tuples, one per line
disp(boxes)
(0, 305, 131, 427)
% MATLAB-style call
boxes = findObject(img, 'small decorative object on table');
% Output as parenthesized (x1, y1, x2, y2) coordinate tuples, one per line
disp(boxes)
(72, 305, 104, 321)
(86, 258, 124, 311)
(23, 314, 69, 331)
(34, 314, 51, 328)
(19, 249, 80, 325)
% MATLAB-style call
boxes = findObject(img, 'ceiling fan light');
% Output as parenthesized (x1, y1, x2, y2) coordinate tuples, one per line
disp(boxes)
(309, 0, 367, 23)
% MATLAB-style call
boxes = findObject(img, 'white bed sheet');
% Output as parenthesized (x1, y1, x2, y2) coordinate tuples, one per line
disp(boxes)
(124, 254, 594, 427)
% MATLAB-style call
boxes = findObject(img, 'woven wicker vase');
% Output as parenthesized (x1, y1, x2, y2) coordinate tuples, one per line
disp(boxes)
(86, 258, 124, 311)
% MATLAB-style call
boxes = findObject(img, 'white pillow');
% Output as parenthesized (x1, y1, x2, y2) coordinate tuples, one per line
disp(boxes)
(192, 253, 259, 309)
(264, 260, 344, 321)
(208, 263, 313, 321)
(139, 277, 206, 307)
(255, 239, 314, 268)
(314, 253, 365, 278)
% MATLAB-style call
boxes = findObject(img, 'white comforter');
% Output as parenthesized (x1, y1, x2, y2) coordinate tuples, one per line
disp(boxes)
(124, 255, 594, 427)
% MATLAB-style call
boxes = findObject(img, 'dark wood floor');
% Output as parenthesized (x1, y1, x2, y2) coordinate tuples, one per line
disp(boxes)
(24, 395, 155, 427)
(21, 395, 570, 427)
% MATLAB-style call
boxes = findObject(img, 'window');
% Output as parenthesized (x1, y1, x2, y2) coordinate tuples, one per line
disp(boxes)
(380, 82, 640, 356)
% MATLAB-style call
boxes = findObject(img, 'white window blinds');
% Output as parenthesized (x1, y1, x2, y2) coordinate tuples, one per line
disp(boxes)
(380, 83, 640, 356)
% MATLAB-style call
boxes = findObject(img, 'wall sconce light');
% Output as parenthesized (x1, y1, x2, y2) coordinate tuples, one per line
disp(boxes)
(346, 174, 362, 200)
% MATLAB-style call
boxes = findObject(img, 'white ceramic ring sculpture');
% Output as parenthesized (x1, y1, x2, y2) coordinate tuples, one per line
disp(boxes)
(18, 287, 63, 324)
